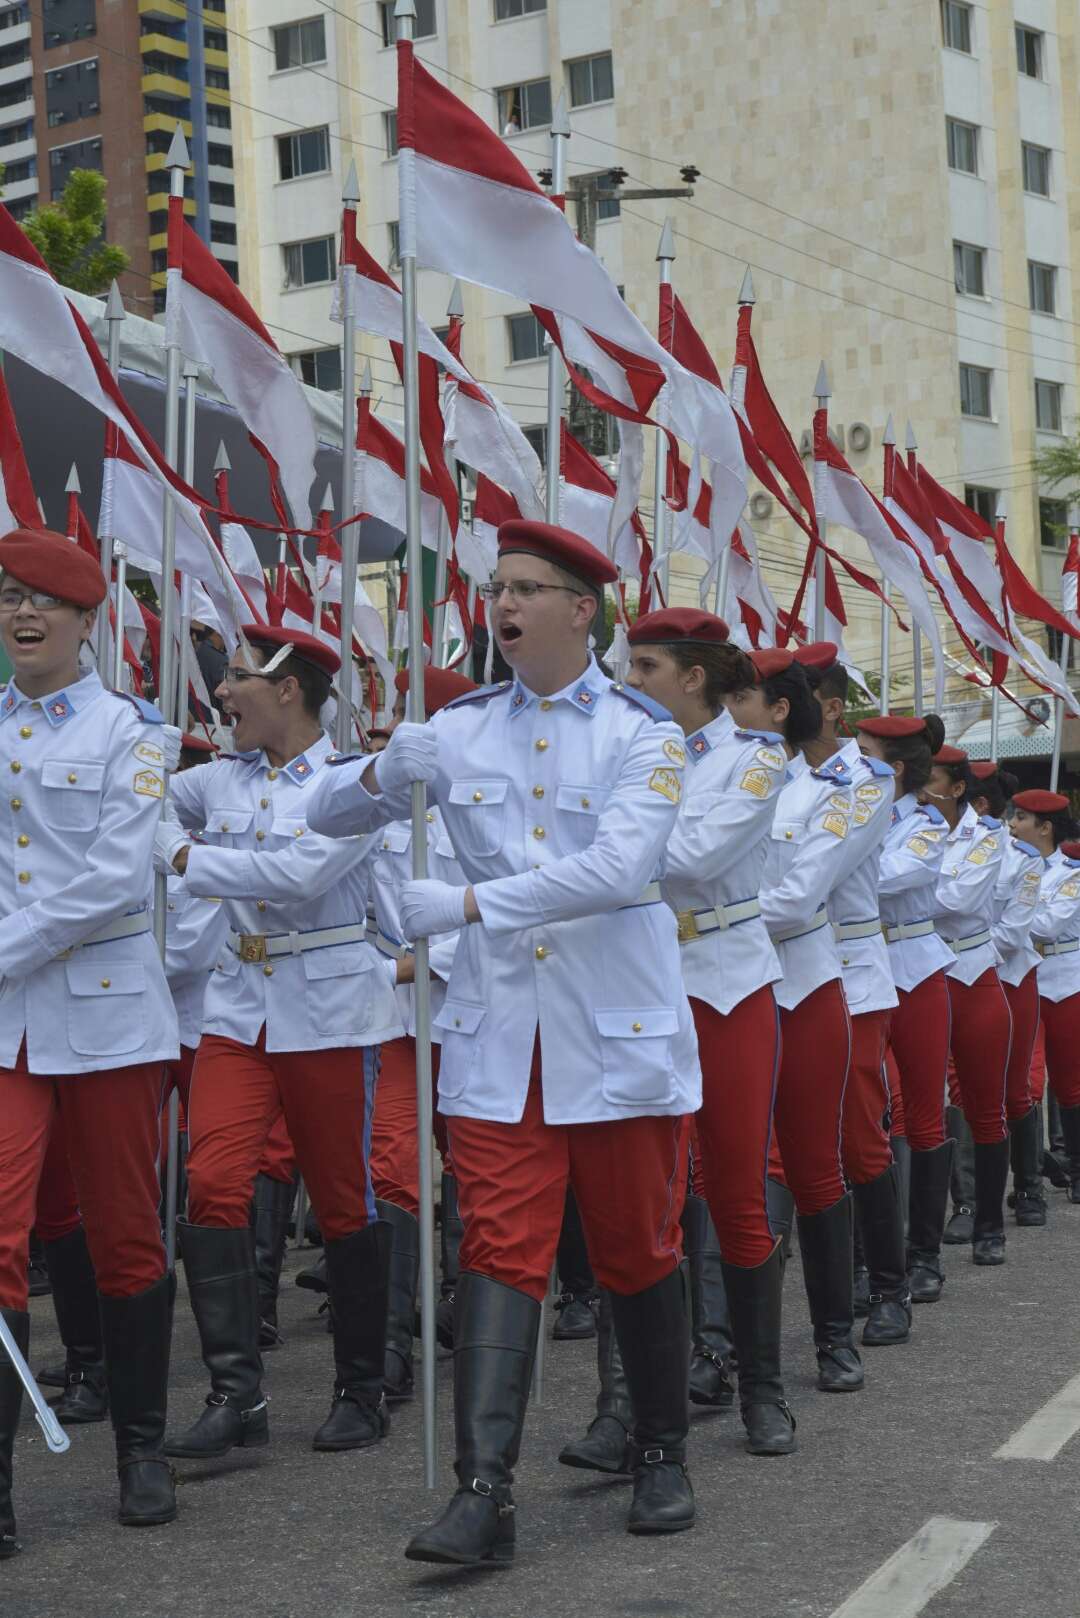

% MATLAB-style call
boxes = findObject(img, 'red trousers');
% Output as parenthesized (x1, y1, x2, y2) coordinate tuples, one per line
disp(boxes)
(369, 1035, 446, 1219)
(1003, 971, 1040, 1122)
(447, 1058, 690, 1303)
(842, 1010, 893, 1184)
(186, 1031, 376, 1241)
(889, 972, 951, 1150)
(260, 1110, 297, 1186)
(772, 980, 850, 1215)
(947, 970, 1010, 1144)
(163, 1043, 198, 1122)
(0, 1049, 166, 1310)
(34, 1106, 81, 1244)
(885, 1045, 905, 1137)
(1030, 1020, 1047, 1107)
(1040, 994, 1080, 1108)
(691, 988, 778, 1269)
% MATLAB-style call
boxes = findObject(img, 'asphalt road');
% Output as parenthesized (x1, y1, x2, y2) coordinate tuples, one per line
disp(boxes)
(4, 1194, 1080, 1618)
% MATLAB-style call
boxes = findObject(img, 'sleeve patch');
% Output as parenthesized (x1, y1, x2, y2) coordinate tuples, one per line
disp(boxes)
(906, 835, 931, 857)
(756, 746, 785, 771)
(663, 739, 687, 766)
(649, 767, 682, 804)
(855, 783, 883, 804)
(133, 768, 164, 799)
(822, 811, 849, 839)
(853, 803, 873, 826)
(829, 792, 852, 814)
(740, 767, 772, 799)
(966, 845, 990, 866)
(1061, 878, 1080, 899)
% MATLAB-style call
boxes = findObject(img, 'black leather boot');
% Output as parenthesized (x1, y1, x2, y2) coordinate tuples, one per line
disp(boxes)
(26, 1234, 50, 1298)
(943, 1108, 975, 1243)
(610, 1268, 694, 1534)
(972, 1138, 1009, 1265)
(852, 1204, 870, 1319)
(1059, 1104, 1080, 1205)
(682, 1194, 735, 1408)
(797, 1194, 864, 1392)
(43, 1226, 108, 1424)
(312, 1221, 392, 1450)
(766, 1176, 795, 1259)
(558, 1288, 633, 1474)
(253, 1173, 295, 1350)
(100, 1275, 177, 1527)
(854, 1165, 912, 1347)
(406, 1273, 539, 1566)
(552, 1189, 597, 1340)
(376, 1200, 418, 1403)
(164, 1222, 268, 1459)
(0, 1309, 28, 1559)
(295, 1252, 328, 1294)
(436, 1173, 464, 1350)
(721, 1244, 796, 1455)
(1044, 1093, 1070, 1187)
(906, 1140, 955, 1301)
(1009, 1107, 1047, 1227)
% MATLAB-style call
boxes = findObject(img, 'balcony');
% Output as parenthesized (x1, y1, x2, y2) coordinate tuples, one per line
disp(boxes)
(146, 192, 195, 216)
(3, 174, 36, 202)
(0, 58, 31, 90)
(138, 0, 186, 19)
(204, 46, 228, 71)
(0, 93, 33, 127)
(139, 31, 188, 60)
(144, 110, 191, 137)
(0, 135, 35, 164)
(141, 70, 190, 101)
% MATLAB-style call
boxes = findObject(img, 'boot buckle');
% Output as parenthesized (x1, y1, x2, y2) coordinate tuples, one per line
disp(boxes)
(641, 1447, 667, 1465)
(240, 1398, 268, 1422)
(468, 1477, 514, 1515)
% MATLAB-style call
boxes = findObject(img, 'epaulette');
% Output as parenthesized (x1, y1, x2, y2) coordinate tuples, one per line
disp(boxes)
(219, 749, 259, 764)
(1011, 837, 1042, 861)
(919, 803, 946, 825)
(734, 727, 784, 745)
(110, 691, 164, 725)
(325, 752, 366, 768)
(810, 755, 852, 785)
(1065, 856, 1080, 870)
(610, 684, 671, 722)
(859, 755, 895, 780)
(444, 682, 511, 711)
(979, 814, 1002, 831)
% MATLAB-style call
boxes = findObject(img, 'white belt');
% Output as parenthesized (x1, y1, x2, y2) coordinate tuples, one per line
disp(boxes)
(884, 918, 935, 944)
(833, 917, 882, 943)
(228, 923, 366, 964)
(773, 906, 829, 945)
(366, 921, 409, 962)
(623, 881, 662, 911)
(55, 910, 151, 960)
(677, 897, 761, 944)
(944, 928, 991, 955)
(1035, 938, 1080, 959)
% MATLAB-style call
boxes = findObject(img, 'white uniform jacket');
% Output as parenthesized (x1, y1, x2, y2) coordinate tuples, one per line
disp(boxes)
(371, 805, 466, 1038)
(760, 752, 855, 1012)
(168, 731, 403, 1052)
(826, 747, 898, 1016)
(1031, 850, 1080, 1003)
(932, 806, 1006, 986)
(991, 835, 1045, 988)
(164, 873, 228, 1049)
(877, 794, 952, 992)
(311, 658, 701, 1125)
(0, 673, 179, 1074)
(659, 712, 783, 1017)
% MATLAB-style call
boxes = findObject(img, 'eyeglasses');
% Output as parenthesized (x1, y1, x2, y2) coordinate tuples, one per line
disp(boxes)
(0, 589, 66, 612)
(478, 580, 584, 603)
(221, 666, 287, 686)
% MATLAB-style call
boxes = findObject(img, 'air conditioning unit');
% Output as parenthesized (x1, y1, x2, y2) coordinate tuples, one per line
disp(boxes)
(86, 100, 99, 114)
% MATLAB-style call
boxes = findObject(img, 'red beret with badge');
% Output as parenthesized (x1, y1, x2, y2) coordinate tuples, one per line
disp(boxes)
(0, 528, 107, 609)
(240, 624, 340, 678)
(395, 666, 477, 715)
(856, 716, 927, 739)
(497, 519, 618, 589)
(1012, 789, 1070, 815)
(628, 608, 731, 645)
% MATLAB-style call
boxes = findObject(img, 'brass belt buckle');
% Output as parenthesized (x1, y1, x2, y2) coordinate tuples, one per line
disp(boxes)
(238, 933, 268, 964)
(676, 910, 699, 944)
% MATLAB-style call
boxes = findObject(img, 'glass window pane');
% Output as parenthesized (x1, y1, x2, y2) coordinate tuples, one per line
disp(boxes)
(960, 363, 991, 418)
(941, 1, 971, 51)
(524, 78, 551, 127)
(1022, 142, 1050, 195)
(591, 53, 614, 101)
(1035, 380, 1062, 432)
(568, 58, 590, 106)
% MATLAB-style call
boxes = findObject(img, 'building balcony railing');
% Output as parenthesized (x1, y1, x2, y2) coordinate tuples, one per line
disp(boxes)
(138, 0, 186, 19)
(146, 192, 196, 215)
(144, 110, 192, 137)
(141, 70, 190, 101)
(3, 175, 36, 201)
(139, 31, 188, 61)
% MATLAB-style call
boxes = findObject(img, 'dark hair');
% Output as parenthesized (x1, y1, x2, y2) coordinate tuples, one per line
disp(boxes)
(1040, 806, 1080, 848)
(248, 641, 332, 720)
(874, 712, 944, 796)
(973, 767, 1019, 820)
(802, 659, 849, 705)
(759, 661, 822, 747)
(664, 640, 755, 713)
(933, 741, 976, 806)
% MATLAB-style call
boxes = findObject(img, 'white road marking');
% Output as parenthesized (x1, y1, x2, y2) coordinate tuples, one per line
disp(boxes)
(995, 1368, 1080, 1461)
(828, 1516, 996, 1618)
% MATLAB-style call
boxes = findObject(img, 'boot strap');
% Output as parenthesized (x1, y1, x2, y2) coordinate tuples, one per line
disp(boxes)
(694, 1346, 726, 1367)
(205, 1392, 268, 1417)
(637, 1445, 685, 1467)
(466, 1477, 515, 1516)
(117, 1455, 175, 1477)
(334, 1386, 385, 1414)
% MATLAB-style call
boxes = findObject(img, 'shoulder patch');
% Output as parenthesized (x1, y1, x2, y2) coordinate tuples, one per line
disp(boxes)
(1061, 877, 1080, 898)
(920, 803, 946, 826)
(754, 745, 786, 772)
(860, 755, 894, 780)
(663, 738, 686, 766)
(978, 815, 1002, 831)
(822, 810, 849, 839)
(444, 681, 512, 712)
(1011, 838, 1042, 862)
(611, 684, 672, 723)
(648, 766, 681, 803)
(906, 835, 931, 857)
(734, 727, 784, 746)
(111, 691, 164, 725)
(740, 766, 772, 798)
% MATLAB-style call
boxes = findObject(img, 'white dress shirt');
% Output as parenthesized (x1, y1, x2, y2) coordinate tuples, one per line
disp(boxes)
(877, 793, 952, 992)
(932, 806, 1006, 985)
(164, 873, 228, 1049)
(990, 835, 1045, 988)
(370, 804, 466, 1038)
(826, 747, 898, 1015)
(1031, 848, 1080, 1003)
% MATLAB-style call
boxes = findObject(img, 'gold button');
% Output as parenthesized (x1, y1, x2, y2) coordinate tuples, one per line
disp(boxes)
(632, 1021, 643, 1033)
(581, 796, 590, 809)
(18, 726, 30, 739)
(221, 823, 229, 833)
(454, 1017, 461, 1028)
(267, 769, 279, 780)
(16, 834, 28, 848)
(536, 739, 548, 752)
(472, 790, 483, 803)
(10, 762, 20, 774)
(382, 841, 390, 850)
(260, 798, 269, 809)
(842, 957, 850, 967)
(426, 811, 435, 823)
(67, 773, 77, 784)
(100, 978, 111, 989)
(539, 699, 553, 711)
(17, 870, 29, 883)
(532, 826, 545, 840)
(263, 964, 274, 977)
(256, 830, 265, 841)
(9, 798, 19, 810)
(294, 828, 303, 838)
(167, 902, 175, 911)
(533, 785, 544, 799)
(784, 829, 793, 840)
(257, 900, 267, 912)
(535, 945, 548, 960)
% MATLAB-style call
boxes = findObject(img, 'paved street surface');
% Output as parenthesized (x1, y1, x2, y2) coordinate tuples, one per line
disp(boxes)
(5, 1198, 1080, 1618)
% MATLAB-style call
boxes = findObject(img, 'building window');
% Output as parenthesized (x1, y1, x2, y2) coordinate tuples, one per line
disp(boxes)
(964, 485, 997, 525)
(206, 103, 231, 128)
(207, 142, 233, 168)
(277, 126, 330, 181)
(495, 0, 545, 15)
(1028, 260, 1056, 315)
(959, 363, 992, 419)
(272, 16, 325, 71)
(953, 241, 985, 297)
(507, 311, 546, 363)
(208, 180, 234, 206)
(44, 56, 99, 124)
(0, 39, 29, 70)
(387, 221, 401, 268)
(283, 235, 336, 289)
(294, 348, 343, 392)
(940, 0, 971, 52)
(383, 111, 398, 157)
(47, 136, 100, 197)
(0, 4, 29, 29)
(1022, 141, 1051, 196)
(497, 77, 551, 134)
(210, 220, 237, 245)
(205, 68, 229, 88)
(1039, 497, 1069, 549)
(566, 51, 614, 108)
(1015, 24, 1043, 79)
(0, 121, 32, 149)
(3, 156, 34, 183)
(0, 81, 32, 110)
(379, 0, 435, 45)
(204, 27, 227, 51)
(1035, 379, 1063, 433)
(522, 425, 547, 464)
(946, 117, 978, 174)
(41, 0, 93, 47)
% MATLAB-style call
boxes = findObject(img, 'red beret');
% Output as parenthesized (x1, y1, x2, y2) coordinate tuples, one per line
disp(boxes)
(628, 608, 730, 645)
(793, 641, 839, 671)
(857, 716, 927, 739)
(749, 649, 795, 682)
(240, 624, 340, 678)
(0, 528, 107, 608)
(933, 745, 968, 765)
(366, 727, 393, 741)
(498, 519, 618, 588)
(180, 732, 217, 755)
(969, 761, 999, 782)
(1013, 789, 1070, 816)
(1061, 841, 1080, 860)
(395, 665, 477, 715)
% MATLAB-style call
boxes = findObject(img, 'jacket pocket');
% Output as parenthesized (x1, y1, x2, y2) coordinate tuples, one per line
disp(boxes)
(41, 761, 104, 833)
(65, 961, 146, 1057)
(446, 781, 509, 860)
(205, 808, 252, 841)
(554, 784, 609, 851)
(301, 944, 375, 1034)
(432, 998, 487, 1097)
(594, 1006, 678, 1106)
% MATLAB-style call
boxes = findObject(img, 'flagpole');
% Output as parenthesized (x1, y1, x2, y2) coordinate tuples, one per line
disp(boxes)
(159, 124, 190, 1271)
(396, 0, 437, 1491)
(545, 90, 570, 524)
(313, 483, 332, 637)
(98, 279, 125, 681)
(177, 358, 199, 730)
(880, 417, 896, 717)
(1050, 522, 1076, 792)
(337, 160, 361, 751)
(991, 497, 1006, 762)
(716, 266, 754, 618)
(653, 219, 675, 599)
(812, 362, 830, 641)
(432, 282, 462, 665)
(905, 421, 924, 716)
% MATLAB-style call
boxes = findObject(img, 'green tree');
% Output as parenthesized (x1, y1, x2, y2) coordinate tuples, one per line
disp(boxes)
(1035, 434, 1080, 540)
(21, 169, 128, 294)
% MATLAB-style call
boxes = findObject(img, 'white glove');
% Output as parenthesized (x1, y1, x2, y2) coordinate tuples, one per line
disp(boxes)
(161, 724, 183, 772)
(373, 722, 438, 795)
(154, 817, 190, 875)
(399, 879, 468, 943)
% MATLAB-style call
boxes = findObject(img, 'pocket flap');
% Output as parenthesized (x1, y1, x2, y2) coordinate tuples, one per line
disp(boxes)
(301, 944, 373, 981)
(270, 817, 307, 839)
(448, 780, 509, 807)
(379, 824, 412, 854)
(771, 819, 804, 844)
(41, 761, 105, 794)
(433, 999, 487, 1035)
(206, 808, 253, 835)
(594, 1007, 679, 1040)
(65, 961, 145, 997)
(555, 785, 608, 815)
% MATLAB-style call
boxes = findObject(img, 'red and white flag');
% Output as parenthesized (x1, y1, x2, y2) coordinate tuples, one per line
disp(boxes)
(354, 394, 441, 549)
(466, 474, 518, 584)
(0, 370, 41, 533)
(167, 200, 317, 529)
(559, 424, 647, 581)
(1063, 532, 1079, 631)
